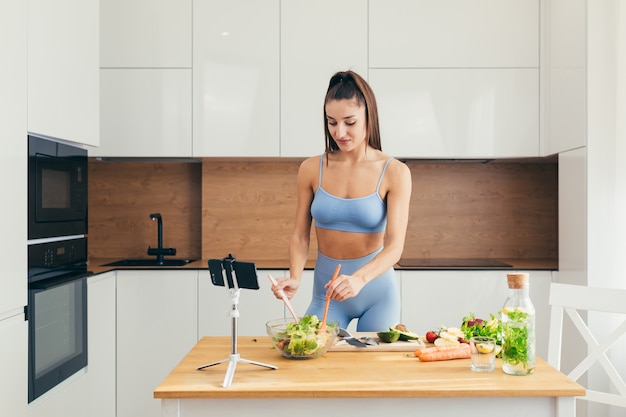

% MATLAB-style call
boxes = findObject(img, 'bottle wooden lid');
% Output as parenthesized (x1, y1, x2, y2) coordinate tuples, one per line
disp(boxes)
(507, 273, 529, 289)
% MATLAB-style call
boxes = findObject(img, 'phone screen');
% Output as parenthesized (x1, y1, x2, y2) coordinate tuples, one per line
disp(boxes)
(208, 259, 225, 286)
(208, 259, 259, 290)
(232, 261, 260, 290)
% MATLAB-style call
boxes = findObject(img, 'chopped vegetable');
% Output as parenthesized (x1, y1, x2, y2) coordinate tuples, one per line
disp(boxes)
(271, 315, 337, 357)
(501, 308, 533, 369)
(391, 324, 420, 341)
(461, 312, 501, 348)
(377, 330, 401, 343)
(415, 344, 471, 361)
(415, 343, 465, 357)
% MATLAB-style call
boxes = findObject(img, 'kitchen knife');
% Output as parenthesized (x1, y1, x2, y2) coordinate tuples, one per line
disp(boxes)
(338, 328, 369, 348)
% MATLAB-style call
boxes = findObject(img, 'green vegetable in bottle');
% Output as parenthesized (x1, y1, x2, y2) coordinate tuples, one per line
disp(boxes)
(501, 273, 536, 375)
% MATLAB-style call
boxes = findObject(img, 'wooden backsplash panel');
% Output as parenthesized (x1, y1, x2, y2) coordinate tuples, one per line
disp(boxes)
(201, 159, 318, 261)
(88, 160, 202, 259)
(87, 158, 557, 264)
(404, 161, 558, 259)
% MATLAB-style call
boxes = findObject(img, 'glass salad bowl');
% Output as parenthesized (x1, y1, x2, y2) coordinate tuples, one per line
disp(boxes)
(266, 316, 339, 359)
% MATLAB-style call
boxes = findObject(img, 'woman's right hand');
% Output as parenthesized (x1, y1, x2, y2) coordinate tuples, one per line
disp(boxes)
(272, 277, 300, 300)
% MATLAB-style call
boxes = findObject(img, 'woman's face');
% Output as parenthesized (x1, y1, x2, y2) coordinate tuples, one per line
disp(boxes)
(325, 98, 367, 152)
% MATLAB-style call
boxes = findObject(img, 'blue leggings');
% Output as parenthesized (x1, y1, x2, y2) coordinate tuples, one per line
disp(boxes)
(305, 248, 400, 332)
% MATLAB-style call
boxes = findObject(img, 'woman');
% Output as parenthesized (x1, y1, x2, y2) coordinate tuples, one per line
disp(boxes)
(272, 70, 412, 331)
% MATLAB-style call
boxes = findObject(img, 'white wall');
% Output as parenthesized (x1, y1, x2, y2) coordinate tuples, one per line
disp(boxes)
(586, 1, 625, 416)
(612, 8, 626, 414)
(587, 0, 618, 290)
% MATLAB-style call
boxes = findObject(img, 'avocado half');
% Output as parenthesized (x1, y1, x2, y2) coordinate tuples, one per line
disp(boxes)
(390, 324, 420, 341)
(376, 330, 401, 343)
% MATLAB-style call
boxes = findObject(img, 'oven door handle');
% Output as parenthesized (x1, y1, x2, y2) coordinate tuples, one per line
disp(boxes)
(29, 271, 93, 290)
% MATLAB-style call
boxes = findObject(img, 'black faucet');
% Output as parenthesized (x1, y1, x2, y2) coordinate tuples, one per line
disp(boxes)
(147, 213, 176, 264)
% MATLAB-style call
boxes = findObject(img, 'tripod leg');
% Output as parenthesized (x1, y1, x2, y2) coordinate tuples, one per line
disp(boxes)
(197, 358, 229, 371)
(222, 354, 239, 388)
(238, 357, 278, 370)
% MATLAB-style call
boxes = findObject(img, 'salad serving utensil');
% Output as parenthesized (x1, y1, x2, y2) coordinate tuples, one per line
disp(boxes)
(320, 264, 341, 332)
(267, 273, 299, 324)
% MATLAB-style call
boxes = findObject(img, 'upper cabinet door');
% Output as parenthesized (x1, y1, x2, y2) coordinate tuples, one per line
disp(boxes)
(27, 0, 99, 147)
(0, 0, 27, 316)
(540, 0, 586, 155)
(94, 69, 192, 157)
(369, 0, 539, 68)
(280, 0, 367, 157)
(192, 0, 280, 157)
(371, 68, 539, 158)
(100, 0, 192, 68)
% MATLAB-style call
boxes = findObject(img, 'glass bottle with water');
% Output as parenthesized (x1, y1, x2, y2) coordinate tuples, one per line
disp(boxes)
(501, 273, 536, 375)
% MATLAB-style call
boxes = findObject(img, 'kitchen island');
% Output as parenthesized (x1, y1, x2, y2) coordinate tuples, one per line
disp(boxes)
(154, 336, 584, 417)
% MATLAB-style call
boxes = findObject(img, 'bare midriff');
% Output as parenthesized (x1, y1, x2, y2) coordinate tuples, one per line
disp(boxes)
(315, 228, 385, 260)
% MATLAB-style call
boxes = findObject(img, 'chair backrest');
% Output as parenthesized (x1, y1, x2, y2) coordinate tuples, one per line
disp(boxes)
(548, 282, 626, 410)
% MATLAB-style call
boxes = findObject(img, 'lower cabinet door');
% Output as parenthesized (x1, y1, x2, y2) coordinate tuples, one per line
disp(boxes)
(0, 315, 27, 417)
(198, 269, 285, 337)
(87, 272, 116, 417)
(116, 270, 198, 417)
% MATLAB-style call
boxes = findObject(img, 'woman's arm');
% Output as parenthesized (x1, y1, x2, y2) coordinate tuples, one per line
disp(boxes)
(273, 157, 316, 300)
(327, 159, 412, 301)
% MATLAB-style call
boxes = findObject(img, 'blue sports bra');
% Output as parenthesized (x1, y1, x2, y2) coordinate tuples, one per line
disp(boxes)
(311, 155, 392, 233)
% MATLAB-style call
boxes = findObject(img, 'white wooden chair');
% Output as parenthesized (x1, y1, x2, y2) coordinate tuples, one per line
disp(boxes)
(548, 282, 626, 414)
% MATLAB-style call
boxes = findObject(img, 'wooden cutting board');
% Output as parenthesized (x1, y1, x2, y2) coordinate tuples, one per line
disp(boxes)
(330, 332, 426, 352)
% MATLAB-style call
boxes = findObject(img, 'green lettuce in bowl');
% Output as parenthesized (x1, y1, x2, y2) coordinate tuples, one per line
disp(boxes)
(266, 315, 339, 359)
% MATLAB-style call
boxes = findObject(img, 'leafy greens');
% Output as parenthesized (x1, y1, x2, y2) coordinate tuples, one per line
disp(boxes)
(273, 315, 337, 357)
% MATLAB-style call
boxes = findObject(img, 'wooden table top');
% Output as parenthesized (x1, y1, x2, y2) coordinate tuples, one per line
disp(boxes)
(154, 336, 584, 399)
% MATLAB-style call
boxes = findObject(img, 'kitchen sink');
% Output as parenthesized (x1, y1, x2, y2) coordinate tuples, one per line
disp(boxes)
(102, 259, 198, 267)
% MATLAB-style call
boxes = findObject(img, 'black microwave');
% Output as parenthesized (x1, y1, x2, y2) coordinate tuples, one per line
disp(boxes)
(28, 134, 88, 240)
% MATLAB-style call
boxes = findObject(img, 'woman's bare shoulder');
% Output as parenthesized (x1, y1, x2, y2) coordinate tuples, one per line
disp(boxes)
(297, 155, 322, 181)
(385, 157, 412, 181)
(299, 155, 321, 170)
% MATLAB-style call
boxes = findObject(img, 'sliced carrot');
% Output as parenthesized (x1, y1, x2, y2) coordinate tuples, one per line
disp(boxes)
(416, 344, 471, 361)
(414, 343, 463, 357)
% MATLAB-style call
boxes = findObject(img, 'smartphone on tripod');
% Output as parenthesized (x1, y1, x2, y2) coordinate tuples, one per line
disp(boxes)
(199, 254, 275, 384)
(208, 255, 260, 290)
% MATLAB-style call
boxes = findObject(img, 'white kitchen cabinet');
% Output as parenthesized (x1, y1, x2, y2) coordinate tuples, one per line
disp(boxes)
(100, 0, 192, 68)
(27, 0, 99, 147)
(27, 370, 89, 417)
(87, 272, 116, 417)
(369, 0, 539, 69)
(370, 68, 540, 158)
(95, 68, 192, 157)
(280, 0, 367, 157)
(192, 0, 279, 157)
(0, 0, 27, 316)
(0, 315, 27, 417)
(199, 269, 284, 337)
(116, 270, 197, 417)
(539, 0, 586, 155)
(556, 149, 587, 285)
(400, 270, 553, 360)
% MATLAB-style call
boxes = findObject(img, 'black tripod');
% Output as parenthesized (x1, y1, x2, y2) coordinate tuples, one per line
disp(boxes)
(197, 256, 277, 387)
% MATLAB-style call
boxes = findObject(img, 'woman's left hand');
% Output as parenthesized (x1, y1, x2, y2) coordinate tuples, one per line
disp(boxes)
(325, 274, 366, 301)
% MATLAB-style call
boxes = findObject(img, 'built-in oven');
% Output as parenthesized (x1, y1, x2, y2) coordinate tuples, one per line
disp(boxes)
(27, 237, 92, 403)
(28, 134, 88, 240)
